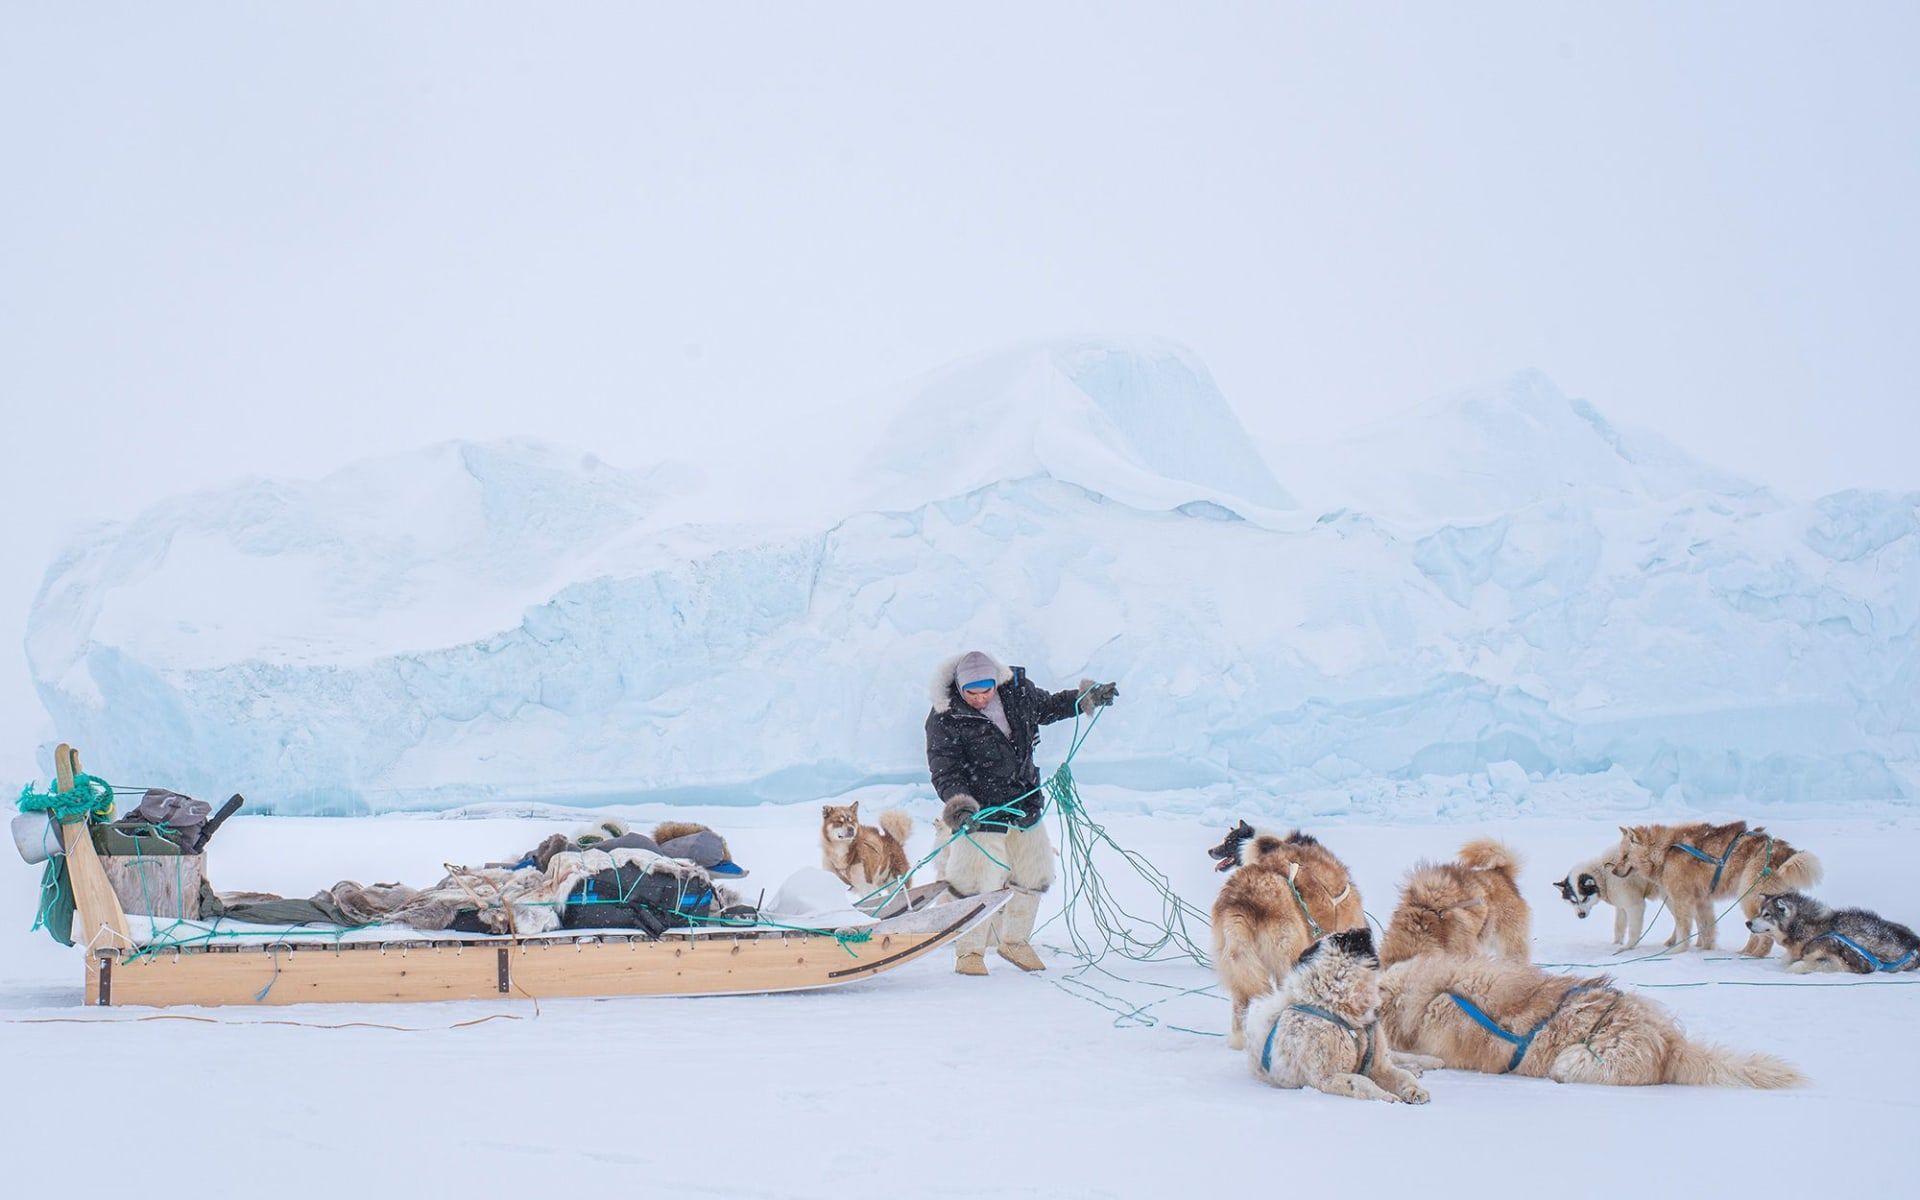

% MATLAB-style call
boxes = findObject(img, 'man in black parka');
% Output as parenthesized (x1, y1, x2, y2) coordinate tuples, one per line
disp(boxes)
(926, 649, 1117, 975)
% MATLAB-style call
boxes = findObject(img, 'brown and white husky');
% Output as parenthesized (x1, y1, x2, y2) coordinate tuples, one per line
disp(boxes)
(820, 802, 913, 891)
(1612, 821, 1821, 955)
(1207, 822, 1366, 1049)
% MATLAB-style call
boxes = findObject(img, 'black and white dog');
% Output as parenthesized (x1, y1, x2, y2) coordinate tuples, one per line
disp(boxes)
(1554, 854, 1663, 948)
(1746, 891, 1920, 974)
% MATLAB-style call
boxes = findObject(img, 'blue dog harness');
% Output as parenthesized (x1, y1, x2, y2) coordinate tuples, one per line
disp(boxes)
(1672, 830, 1769, 892)
(1261, 1003, 1378, 1077)
(1810, 932, 1919, 973)
(1446, 985, 1604, 1073)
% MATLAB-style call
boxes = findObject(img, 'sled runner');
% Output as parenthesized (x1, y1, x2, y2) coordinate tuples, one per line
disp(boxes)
(28, 745, 1007, 1009)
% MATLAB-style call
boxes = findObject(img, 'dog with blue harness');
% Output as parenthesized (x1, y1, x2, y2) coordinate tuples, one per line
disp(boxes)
(1244, 928, 1436, 1103)
(1379, 954, 1805, 1088)
(1747, 891, 1920, 975)
(1613, 821, 1823, 956)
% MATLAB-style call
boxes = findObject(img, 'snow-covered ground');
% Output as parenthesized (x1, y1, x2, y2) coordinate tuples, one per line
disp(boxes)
(6, 792, 1916, 1198)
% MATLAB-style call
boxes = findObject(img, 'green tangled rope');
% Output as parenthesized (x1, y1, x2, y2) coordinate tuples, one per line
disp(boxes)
(18, 773, 115, 825)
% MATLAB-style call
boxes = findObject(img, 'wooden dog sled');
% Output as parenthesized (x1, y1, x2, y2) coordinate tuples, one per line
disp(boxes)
(37, 746, 1002, 1009)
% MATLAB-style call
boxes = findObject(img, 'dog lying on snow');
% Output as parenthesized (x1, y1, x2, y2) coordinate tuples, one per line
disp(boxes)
(1745, 891, 1920, 974)
(1208, 821, 1367, 1049)
(1613, 821, 1820, 955)
(1244, 928, 1436, 1103)
(1379, 839, 1530, 966)
(1378, 954, 1805, 1088)
(1554, 853, 1662, 947)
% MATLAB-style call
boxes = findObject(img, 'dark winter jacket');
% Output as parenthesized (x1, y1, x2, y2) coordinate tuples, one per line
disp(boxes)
(925, 652, 1083, 830)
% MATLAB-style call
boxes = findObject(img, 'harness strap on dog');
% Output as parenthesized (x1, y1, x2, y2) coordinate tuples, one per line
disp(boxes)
(1280, 874, 1324, 939)
(1672, 830, 1764, 892)
(1446, 985, 1602, 1074)
(1262, 1003, 1377, 1076)
(1811, 932, 1919, 973)
(1286, 1002, 1377, 1075)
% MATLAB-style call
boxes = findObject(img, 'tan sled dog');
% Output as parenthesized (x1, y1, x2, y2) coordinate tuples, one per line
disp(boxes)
(819, 802, 913, 891)
(1244, 928, 1432, 1103)
(1379, 839, 1530, 966)
(1208, 823, 1365, 1048)
(1379, 954, 1804, 1088)
(1612, 821, 1821, 955)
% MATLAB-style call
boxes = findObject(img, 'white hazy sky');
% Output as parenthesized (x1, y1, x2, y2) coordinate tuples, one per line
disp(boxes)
(2, 2, 1916, 773)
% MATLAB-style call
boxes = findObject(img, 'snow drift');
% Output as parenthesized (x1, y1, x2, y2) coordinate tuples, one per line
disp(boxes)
(24, 341, 1920, 813)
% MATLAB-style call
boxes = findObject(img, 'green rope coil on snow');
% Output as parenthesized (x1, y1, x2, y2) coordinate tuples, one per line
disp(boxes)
(18, 772, 116, 824)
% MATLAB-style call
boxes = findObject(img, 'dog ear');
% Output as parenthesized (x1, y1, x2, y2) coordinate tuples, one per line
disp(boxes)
(822, 805, 833, 816)
(849, 800, 859, 815)
(1235, 819, 1254, 838)
(1554, 880, 1573, 898)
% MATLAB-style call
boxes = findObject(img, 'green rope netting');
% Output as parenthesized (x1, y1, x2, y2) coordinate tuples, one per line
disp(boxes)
(17, 773, 115, 824)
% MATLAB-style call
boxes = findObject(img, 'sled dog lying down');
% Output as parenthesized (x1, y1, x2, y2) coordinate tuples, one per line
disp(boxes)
(1746, 891, 1920, 975)
(1243, 928, 1435, 1103)
(1378, 955, 1804, 1088)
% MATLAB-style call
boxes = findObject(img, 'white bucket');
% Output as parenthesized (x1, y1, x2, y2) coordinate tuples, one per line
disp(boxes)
(11, 812, 63, 865)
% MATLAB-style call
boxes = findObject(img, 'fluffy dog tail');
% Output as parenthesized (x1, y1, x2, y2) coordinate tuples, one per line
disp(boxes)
(878, 809, 913, 847)
(1459, 838, 1521, 879)
(1664, 1040, 1805, 1089)
(1770, 851, 1823, 892)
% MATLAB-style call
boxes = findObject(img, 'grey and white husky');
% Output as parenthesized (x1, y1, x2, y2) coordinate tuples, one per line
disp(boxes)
(1554, 854, 1662, 947)
(1746, 892, 1920, 974)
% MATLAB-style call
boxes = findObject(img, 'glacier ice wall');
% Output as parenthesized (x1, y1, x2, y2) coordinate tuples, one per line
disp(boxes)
(24, 342, 1920, 813)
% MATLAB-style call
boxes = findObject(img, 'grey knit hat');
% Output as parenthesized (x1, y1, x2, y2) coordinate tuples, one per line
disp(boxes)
(953, 650, 999, 691)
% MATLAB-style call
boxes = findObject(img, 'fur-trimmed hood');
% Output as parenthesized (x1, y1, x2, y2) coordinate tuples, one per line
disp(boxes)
(929, 650, 1013, 712)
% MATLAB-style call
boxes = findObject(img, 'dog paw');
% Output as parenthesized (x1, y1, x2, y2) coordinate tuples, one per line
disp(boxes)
(1786, 960, 1812, 975)
(1399, 1084, 1430, 1105)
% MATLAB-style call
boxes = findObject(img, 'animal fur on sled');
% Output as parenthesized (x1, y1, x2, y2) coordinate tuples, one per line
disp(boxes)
(1207, 823, 1365, 1049)
(1379, 954, 1804, 1088)
(1379, 839, 1530, 966)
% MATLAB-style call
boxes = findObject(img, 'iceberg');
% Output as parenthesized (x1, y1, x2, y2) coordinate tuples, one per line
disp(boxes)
(24, 342, 1919, 813)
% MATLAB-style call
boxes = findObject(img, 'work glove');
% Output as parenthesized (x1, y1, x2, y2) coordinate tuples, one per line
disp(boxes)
(941, 793, 981, 832)
(1078, 679, 1119, 714)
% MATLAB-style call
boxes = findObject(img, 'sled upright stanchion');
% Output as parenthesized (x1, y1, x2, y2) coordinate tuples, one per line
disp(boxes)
(53, 744, 133, 1000)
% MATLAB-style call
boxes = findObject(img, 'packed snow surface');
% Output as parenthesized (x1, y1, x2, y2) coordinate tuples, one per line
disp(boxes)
(3, 800, 1915, 1198)
(24, 340, 1920, 813)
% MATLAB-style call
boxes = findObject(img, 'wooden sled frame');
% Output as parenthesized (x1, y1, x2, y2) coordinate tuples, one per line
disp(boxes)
(46, 745, 1002, 1008)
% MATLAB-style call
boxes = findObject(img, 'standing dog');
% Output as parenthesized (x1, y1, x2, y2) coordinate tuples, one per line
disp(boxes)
(1554, 853, 1662, 948)
(1612, 822, 1821, 955)
(1243, 928, 1431, 1104)
(1379, 839, 1530, 966)
(1745, 891, 1920, 974)
(819, 802, 913, 891)
(1208, 823, 1366, 1048)
(1379, 954, 1804, 1087)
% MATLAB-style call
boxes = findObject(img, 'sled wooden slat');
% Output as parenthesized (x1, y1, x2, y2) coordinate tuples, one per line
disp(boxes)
(94, 943, 503, 1007)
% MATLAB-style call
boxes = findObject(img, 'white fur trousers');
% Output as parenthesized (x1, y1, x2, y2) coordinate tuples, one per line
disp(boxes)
(944, 821, 1054, 953)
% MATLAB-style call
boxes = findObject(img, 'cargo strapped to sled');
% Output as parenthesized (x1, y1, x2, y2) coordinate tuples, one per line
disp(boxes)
(1266, 1001, 1377, 1076)
(1810, 931, 1918, 973)
(1446, 985, 1604, 1074)
(1672, 830, 1768, 892)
